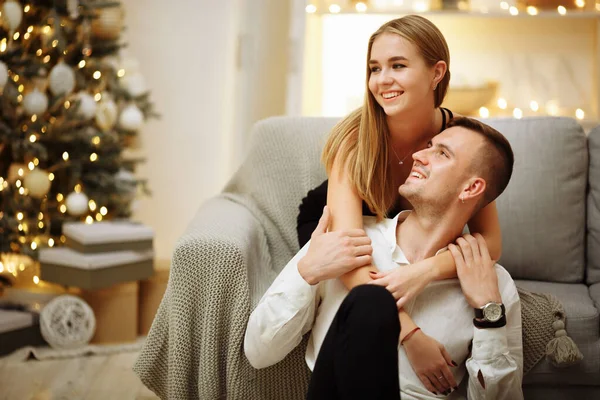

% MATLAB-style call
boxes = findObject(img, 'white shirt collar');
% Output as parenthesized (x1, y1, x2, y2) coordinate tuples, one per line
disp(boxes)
(380, 210, 448, 265)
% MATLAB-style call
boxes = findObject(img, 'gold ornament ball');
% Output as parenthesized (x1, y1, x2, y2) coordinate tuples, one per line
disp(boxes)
(24, 169, 52, 198)
(91, 6, 124, 40)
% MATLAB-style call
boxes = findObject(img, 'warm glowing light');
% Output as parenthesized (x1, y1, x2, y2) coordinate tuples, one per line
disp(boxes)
(305, 4, 317, 13)
(92, 136, 100, 145)
(13, 32, 20, 40)
(85, 216, 94, 224)
(94, 93, 102, 101)
(479, 107, 490, 118)
(596, 3, 600, 10)
(31, 241, 37, 250)
(59, 204, 67, 213)
(63, 152, 69, 161)
(74, 184, 82, 193)
(513, 108, 523, 119)
(48, 173, 54, 181)
(1, 39, 7, 53)
(79, 60, 86, 69)
(43, 26, 51, 34)
(117, 69, 126, 77)
(100, 206, 108, 216)
(575, 0, 585, 7)
(17, 212, 24, 220)
(24, 5, 31, 12)
(38, 221, 44, 229)
(412, 0, 428, 11)
(60, 235, 66, 243)
(48, 238, 55, 247)
(93, 71, 102, 79)
(527, 5, 538, 14)
(29, 134, 37, 143)
(31, 114, 37, 122)
(36, 48, 42, 56)
(89, 200, 97, 211)
(557, 5, 567, 14)
(18, 84, 24, 92)
(530, 101, 539, 111)
(96, 213, 103, 221)
(16, 180, 21, 188)
(27, 26, 33, 33)
(329, 4, 341, 13)
(355, 2, 367, 12)
(500, 1, 509, 9)
(33, 275, 39, 284)
(546, 101, 559, 116)
(497, 98, 507, 109)
(28, 162, 34, 170)
(18, 224, 23, 231)
(17, 95, 23, 102)
(576, 109, 585, 120)
(509, 6, 518, 15)
(90, 153, 98, 162)
(43, 55, 51, 63)
(23, 32, 29, 40)
(57, 193, 64, 201)
(52, 39, 58, 48)
(64, 101, 71, 109)
(13, 74, 19, 82)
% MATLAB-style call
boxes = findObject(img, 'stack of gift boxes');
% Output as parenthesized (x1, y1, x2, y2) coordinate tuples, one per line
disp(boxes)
(38, 221, 155, 344)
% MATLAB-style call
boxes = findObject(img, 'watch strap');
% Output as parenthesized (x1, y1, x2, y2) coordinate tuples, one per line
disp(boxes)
(473, 315, 507, 329)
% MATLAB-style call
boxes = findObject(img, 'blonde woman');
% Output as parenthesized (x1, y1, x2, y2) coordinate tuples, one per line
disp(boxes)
(296, 15, 502, 393)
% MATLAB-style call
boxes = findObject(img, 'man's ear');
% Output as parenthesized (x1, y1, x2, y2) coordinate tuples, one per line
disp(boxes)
(462, 177, 486, 201)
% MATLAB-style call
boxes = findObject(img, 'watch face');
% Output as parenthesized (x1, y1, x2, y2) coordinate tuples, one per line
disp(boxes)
(483, 303, 502, 322)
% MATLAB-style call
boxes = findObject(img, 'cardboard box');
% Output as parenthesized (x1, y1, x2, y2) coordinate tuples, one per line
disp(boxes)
(39, 248, 154, 289)
(81, 281, 139, 344)
(0, 309, 45, 356)
(63, 221, 154, 254)
(138, 267, 169, 335)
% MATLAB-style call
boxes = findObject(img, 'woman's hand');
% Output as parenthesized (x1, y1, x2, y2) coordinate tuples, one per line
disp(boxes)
(298, 206, 373, 285)
(403, 330, 458, 395)
(368, 262, 434, 308)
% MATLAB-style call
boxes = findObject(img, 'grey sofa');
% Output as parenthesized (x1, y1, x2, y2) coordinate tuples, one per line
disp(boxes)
(135, 116, 600, 399)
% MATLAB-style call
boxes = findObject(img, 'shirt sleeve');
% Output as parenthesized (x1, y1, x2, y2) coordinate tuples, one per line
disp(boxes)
(244, 241, 319, 369)
(466, 268, 524, 400)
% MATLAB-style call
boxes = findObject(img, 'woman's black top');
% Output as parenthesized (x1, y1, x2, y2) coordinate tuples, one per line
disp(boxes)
(296, 108, 453, 247)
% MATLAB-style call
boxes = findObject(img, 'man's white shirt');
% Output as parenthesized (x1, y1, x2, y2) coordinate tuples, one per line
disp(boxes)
(244, 211, 524, 399)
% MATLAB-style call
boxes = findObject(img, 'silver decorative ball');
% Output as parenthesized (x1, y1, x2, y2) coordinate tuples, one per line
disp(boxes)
(23, 89, 49, 116)
(65, 191, 89, 216)
(49, 62, 76, 96)
(75, 92, 97, 120)
(2, 0, 23, 33)
(23, 169, 51, 198)
(118, 104, 144, 131)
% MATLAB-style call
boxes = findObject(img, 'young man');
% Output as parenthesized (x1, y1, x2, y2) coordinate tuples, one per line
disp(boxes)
(244, 117, 523, 400)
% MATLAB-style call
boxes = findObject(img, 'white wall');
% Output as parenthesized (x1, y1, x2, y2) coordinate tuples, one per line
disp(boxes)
(122, 0, 241, 266)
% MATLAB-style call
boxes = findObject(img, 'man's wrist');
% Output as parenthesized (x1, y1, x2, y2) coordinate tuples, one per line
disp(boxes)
(298, 257, 319, 285)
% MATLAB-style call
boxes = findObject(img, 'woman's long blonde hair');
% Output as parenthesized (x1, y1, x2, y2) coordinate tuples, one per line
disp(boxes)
(321, 15, 451, 219)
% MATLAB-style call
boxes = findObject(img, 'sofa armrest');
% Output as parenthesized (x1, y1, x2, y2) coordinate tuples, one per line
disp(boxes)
(134, 196, 279, 399)
(590, 283, 600, 312)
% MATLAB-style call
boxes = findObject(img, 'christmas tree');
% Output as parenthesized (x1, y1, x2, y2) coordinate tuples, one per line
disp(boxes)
(0, 0, 155, 261)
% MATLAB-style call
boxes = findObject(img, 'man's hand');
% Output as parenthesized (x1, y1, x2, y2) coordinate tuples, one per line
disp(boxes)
(448, 233, 502, 308)
(403, 330, 458, 395)
(368, 264, 433, 309)
(298, 206, 373, 285)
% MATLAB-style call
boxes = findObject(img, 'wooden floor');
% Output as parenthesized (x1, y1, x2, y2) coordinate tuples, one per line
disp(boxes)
(0, 351, 159, 400)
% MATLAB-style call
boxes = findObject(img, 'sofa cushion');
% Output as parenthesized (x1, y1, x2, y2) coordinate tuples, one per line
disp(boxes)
(590, 283, 600, 311)
(588, 126, 600, 284)
(516, 280, 600, 385)
(484, 117, 587, 283)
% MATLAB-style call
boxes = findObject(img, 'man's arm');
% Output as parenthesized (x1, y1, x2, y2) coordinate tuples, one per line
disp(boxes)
(449, 234, 523, 400)
(244, 243, 319, 369)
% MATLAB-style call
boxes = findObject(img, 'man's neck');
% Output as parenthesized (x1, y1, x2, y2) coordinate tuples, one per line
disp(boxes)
(396, 209, 466, 263)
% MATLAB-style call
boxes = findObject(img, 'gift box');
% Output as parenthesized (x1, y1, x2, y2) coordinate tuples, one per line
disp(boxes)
(81, 281, 139, 344)
(39, 247, 154, 290)
(138, 266, 169, 335)
(0, 309, 46, 356)
(63, 221, 154, 254)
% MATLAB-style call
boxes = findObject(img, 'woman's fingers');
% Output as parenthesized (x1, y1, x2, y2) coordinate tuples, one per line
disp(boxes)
(456, 237, 474, 266)
(418, 374, 439, 395)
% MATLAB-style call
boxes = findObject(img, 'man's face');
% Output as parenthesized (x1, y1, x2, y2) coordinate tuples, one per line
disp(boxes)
(399, 126, 485, 213)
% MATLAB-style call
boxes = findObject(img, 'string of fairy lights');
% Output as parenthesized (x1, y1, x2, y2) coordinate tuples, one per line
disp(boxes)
(304, 0, 599, 122)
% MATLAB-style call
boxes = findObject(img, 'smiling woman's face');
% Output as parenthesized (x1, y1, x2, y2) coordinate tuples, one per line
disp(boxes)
(368, 33, 437, 117)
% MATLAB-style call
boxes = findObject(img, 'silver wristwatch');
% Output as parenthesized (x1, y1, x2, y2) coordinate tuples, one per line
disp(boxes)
(474, 302, 505, 322)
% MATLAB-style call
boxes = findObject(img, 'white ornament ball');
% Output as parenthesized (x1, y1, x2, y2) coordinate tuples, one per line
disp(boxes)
(24, 169, 52, 198)
(121, 72, 147, 97)
(65, 191, 89, 216)
(40, 295, 96, 350)
(119, 104, 144, 131)
(2, 0, 23, 33)
(49, 62, 76, 96)
(23, 89, 49, 116)
(75, 92, 97, 120)
(95, 97, 118, 132)
(0, 61, 8, 89)
(67, 0, 80, 19)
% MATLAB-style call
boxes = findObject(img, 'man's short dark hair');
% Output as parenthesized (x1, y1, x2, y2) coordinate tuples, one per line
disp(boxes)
(447, 117, 514, 209)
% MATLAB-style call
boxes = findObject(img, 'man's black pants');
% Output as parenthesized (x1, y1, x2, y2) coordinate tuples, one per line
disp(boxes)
(306, 284, 401, 400)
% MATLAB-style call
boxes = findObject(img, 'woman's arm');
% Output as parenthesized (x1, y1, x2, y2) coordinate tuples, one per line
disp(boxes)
(423, 200, 502, 282)
(327, 155, 378, 289)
